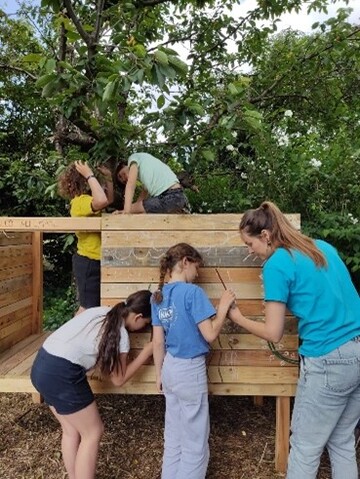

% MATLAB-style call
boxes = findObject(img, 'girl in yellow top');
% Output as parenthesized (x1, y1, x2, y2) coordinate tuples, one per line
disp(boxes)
(58, 161, 113, 315)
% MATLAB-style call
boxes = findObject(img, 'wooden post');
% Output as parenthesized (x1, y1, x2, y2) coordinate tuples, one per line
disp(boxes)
(275, 395, 290, 473)
(31, 231, 43, 334)
(253, 396, 264, 407)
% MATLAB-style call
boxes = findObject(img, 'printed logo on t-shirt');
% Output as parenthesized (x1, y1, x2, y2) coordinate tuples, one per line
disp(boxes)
(158, 306, 174, 323)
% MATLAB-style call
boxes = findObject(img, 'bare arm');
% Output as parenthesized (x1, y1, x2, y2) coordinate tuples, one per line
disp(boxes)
(109, 342, 153, 387)
(228, 301, 286, 343)
(197, 289, 236, 343)
(75, 160, 110, 211)
(123, 163, 139, 213)
(152, 326, 165, 393)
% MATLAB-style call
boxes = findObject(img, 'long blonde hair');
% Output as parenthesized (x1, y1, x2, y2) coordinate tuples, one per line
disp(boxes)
(240, 201, 326, 267)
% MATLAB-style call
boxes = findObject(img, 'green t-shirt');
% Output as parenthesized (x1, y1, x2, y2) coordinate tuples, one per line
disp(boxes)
(128, 152, 178, 197)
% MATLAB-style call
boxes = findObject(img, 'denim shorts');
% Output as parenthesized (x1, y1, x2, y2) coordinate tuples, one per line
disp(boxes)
(143, 188, 190, 213)
(72, 253, 100, 308)
(31, 347, 94, 415)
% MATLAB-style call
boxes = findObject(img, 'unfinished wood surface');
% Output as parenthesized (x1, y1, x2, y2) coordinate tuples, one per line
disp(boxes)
(275, 396, 291, 473)
(0, 217, 101, 232)
(0, 232, 34, 353)
(102, 213, 301, 231)
(32, 232, 43, 334)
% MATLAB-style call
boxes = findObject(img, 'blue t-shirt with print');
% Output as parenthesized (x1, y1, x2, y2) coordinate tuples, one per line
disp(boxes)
(151, 282, 216, 359)
(263, 239, 360, 357)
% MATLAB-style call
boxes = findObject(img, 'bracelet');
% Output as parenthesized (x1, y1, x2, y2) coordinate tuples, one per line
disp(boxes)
(86, 175, 95, 181)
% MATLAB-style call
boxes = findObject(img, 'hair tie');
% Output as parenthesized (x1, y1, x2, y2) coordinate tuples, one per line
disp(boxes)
(124, 299, 127, 306)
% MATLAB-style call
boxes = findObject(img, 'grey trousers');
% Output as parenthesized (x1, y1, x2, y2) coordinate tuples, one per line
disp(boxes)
(161, 352, 210, 479)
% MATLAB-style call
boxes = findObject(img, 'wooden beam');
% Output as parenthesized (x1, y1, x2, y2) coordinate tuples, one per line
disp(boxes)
(0, 217, 101, 232)
(275, 396, 291, 473)
(32, 232, 43, 334)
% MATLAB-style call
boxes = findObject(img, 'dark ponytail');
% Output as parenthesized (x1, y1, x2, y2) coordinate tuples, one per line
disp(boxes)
(95, 290, 152, 376)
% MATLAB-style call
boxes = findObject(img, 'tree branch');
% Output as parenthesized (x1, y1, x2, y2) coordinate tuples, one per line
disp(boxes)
(0, 64, 37, 80)
(63, 0, 92, 45)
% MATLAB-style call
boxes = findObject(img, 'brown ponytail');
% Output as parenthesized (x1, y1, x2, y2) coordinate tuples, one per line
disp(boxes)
(240, 201, 327, 267)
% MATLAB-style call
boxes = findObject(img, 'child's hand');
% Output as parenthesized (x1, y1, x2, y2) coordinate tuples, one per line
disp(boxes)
(218, 289, 237, 314)
(75, 160, 93, 179)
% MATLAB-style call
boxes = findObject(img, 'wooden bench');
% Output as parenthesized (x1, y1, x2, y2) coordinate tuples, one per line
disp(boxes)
(0, 214, 300, 473)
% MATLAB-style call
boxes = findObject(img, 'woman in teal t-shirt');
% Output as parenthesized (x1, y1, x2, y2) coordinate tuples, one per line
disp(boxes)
(229, 201, 360, 479)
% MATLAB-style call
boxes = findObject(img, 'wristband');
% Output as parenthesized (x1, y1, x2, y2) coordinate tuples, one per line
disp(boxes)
(86, 175, 95, 181)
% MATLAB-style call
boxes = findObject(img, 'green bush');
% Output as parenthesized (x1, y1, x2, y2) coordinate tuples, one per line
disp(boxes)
(43, 284, 77, 331)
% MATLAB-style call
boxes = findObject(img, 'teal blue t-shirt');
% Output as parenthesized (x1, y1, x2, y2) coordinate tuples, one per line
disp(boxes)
(128, 152, 178, 197)
(151, 282, 216, 359)
(263, 240, 360, 357)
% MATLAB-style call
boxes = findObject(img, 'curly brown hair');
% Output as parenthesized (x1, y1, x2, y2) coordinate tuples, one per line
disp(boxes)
(57, 163, 89, 200)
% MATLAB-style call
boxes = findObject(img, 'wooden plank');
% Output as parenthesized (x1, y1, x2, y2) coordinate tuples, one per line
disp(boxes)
(102, 246, 262, 267)
(128, 332, 298, 350)
(0, 333, 48, 367)
(102, 230, 243, 248)
(102, 213, 301, 231)
(0, 276, 32, 295)
(0, 297, 32, 320)
(0, 232, 32, 246)
(0, 255, 33, 270)
(0, 305, 33, 329)
(0, 376, 297, 396)
(0, 217, 101, 232)
(32, 232, 43, 334)
(0, 322, 32, 353)
(101, 266, 262, 284)
(0, 314, 33, 340)
(0, 264, 33, 281)
(275, 396, 291, 473)
(0, 282, 32, 309)
(101, 282, 263, 300)
(0, 244, 32, 259)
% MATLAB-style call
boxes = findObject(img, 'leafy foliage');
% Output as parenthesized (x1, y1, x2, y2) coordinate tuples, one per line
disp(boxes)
(0, 0, 359, 291)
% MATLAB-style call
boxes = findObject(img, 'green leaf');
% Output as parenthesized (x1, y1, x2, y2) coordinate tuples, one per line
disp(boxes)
(22, 53, 43, 63)
(168, 55, 188, 74)
(35, 73, 57, 89)
(157, 94, 165, 108)
(154, 50, 169, 65)
(201, 150, 215, 162)
(102, 79, 117, 101)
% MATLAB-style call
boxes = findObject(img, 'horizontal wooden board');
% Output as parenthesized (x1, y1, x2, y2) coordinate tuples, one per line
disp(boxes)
(0, 232, 32, 246)
(101, 266, 262, 284)
(102, 246, 262, 267)
(0, 283, 32, 309)
(0, 298, 32, 320)
(102, 230, 243, 248)
(0, 217, 101, 232)
(0, 264, 33, 282)
(0, 244, 32, 259)
(0, 322, 33, 353)
(0, 376, 297, 396)
(102, 213, 301, 231)
(0, 305, 33, 332)
(101, 282, 263, 300)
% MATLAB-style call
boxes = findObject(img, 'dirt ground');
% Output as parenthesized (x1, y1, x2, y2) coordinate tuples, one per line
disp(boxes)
(0, 393, 356, 479)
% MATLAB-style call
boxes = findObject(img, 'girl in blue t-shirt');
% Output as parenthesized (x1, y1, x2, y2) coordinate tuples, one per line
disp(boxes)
(151, 243, 236, 479)
(229, 201, 360, 479)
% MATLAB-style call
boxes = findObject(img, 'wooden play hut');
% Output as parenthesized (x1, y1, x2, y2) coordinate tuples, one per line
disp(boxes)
(0, 213, 300, 473)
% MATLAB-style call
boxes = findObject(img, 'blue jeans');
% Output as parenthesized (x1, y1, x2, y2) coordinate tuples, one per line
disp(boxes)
(161, 353, 209, 479)
(287, 338, 360, 479)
